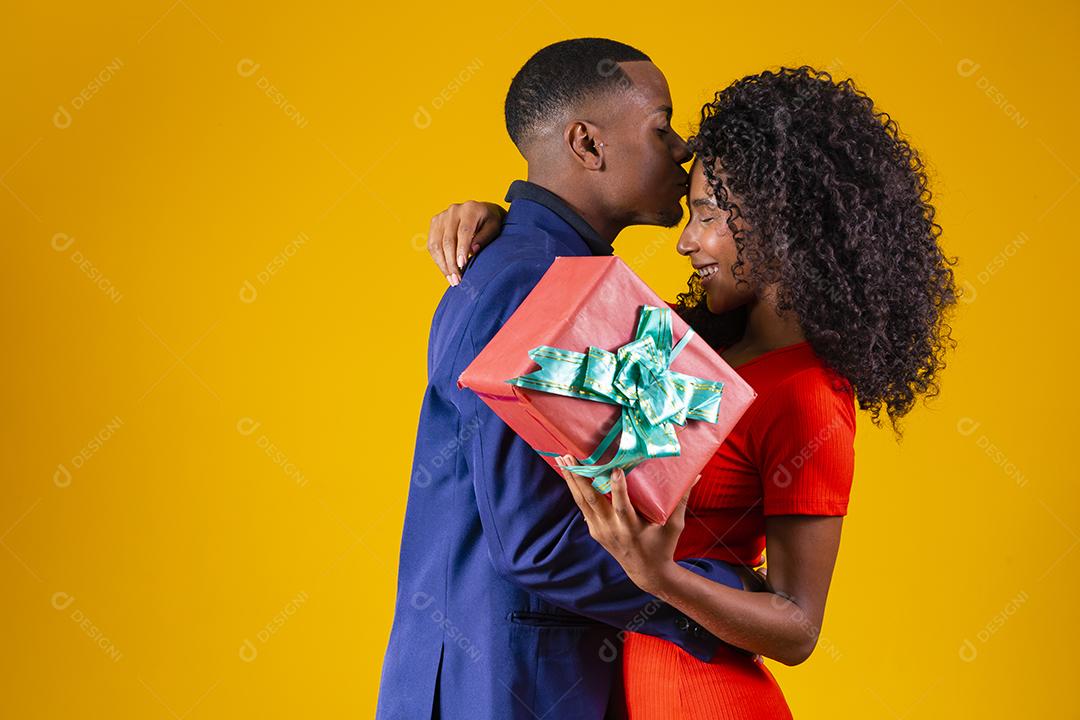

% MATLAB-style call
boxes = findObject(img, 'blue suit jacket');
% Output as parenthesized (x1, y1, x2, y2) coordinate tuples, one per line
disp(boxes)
(376, 195, 744, 720)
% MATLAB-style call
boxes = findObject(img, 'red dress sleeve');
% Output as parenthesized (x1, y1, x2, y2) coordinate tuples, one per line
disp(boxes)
(750, 369, 857, 516)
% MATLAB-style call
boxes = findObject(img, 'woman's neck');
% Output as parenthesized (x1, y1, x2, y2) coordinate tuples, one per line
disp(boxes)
(722, 288, 806, 364)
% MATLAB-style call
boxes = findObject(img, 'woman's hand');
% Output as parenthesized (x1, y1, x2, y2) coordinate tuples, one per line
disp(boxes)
(427, 201, 506, 285)
(554, 454, 698, 596)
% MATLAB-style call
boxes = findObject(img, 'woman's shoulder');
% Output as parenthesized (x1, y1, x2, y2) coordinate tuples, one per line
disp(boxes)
(781, 361, 854, 397)
(749, 361, 856, 434)
(737, 360, 857, 504)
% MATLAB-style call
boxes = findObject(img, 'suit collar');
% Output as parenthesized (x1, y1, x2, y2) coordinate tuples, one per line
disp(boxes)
(503, 180, 614, 257)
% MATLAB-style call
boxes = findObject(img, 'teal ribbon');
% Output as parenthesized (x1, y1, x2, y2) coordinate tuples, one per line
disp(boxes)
(506, 305, 726, 494)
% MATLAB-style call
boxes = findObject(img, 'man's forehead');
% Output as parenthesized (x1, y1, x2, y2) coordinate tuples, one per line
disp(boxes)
(617, 60, 671, 105)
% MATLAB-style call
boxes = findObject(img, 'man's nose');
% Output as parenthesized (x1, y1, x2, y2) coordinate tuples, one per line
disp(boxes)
(672, 132, 692, 165)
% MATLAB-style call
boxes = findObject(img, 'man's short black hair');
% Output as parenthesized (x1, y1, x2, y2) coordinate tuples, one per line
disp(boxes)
(505, 38, 651, 150)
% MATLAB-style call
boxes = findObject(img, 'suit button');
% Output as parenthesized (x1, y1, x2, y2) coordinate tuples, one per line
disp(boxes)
(691, 624, 707, 638)
(674, 616, 690, 631)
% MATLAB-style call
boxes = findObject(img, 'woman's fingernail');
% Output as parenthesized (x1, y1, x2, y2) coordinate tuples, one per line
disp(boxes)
(446, 274, 453, 285)
(457, 253, 465, 269)
(471, 243, 480, 252)
(450, 273, 460, 286)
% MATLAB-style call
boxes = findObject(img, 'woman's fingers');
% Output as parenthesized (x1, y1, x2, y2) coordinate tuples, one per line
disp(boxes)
(608, 468, 641, 530)
(555, 456, 583, 503)
(426, 204, 469, 286)
(455, 216, 475, 273)
(556, 455, 596, 521)
(427, 201, 504, 285)
(427, 209, 460, 284)
(427, 213, 451, 279)
(471, 202, 504, 252)
(454, 201, 496, 271)
(440, 208, 462, 285)
(556, 455, 616, 524)
(666, 474, 700, 529)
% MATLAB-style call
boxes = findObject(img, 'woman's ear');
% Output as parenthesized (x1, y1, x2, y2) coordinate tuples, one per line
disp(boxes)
(566, 121, 605, 171)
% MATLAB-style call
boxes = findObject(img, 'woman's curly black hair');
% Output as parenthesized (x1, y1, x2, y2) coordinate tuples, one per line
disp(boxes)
(674, 66, 958, 434)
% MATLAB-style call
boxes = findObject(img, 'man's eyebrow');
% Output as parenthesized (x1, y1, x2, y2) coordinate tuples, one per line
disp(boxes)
(691, 198, 717, 208)
(651, 105, 673, 120)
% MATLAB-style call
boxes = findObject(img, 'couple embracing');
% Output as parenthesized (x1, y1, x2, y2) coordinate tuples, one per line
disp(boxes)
(377, 38, 956, 720)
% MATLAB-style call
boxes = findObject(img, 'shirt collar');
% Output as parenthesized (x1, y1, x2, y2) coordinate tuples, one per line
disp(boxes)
(504, 180, 613, 257)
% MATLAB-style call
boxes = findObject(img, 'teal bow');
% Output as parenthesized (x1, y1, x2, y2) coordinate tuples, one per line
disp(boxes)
(506, 305, 726, 494)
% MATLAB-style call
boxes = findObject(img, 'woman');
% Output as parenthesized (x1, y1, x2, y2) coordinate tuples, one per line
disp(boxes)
(427, 66, 957, 718)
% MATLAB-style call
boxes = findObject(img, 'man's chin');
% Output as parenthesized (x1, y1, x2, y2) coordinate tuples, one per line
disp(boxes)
(654, 203, 685, 228)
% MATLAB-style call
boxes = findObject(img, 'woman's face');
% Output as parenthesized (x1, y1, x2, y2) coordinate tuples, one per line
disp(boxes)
(676, 160, 755, 314)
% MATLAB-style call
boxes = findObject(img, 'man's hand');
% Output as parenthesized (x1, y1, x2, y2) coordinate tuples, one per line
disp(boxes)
(427, 201, 506, 286)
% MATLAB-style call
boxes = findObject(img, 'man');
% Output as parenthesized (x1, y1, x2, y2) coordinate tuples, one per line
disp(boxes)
(377, 38, 746, 720)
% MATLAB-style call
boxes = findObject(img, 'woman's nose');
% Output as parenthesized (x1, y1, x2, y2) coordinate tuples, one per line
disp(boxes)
(676, 226, 696, 256)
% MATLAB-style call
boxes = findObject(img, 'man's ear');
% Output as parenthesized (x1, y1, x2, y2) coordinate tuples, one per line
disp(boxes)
(565, 121, 605, 171)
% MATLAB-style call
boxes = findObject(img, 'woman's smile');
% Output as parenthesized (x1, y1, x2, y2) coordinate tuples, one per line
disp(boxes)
(694, 262, 721, 284)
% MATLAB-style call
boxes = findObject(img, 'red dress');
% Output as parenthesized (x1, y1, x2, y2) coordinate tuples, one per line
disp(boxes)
(622, 340, 857, 719)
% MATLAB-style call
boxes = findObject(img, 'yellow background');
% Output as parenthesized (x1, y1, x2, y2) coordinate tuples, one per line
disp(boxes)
(2, 1, 1076, 717)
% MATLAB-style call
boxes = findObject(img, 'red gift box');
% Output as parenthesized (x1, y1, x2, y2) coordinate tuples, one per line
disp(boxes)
(457, 256, 757, 524)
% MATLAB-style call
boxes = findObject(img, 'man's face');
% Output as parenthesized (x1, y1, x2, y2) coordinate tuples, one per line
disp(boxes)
(597, 61, 692, 227)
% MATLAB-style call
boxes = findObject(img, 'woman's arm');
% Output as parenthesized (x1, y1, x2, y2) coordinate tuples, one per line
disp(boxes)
(554, 456, 843, 667)
(426, 200, 505, 285)
(651, 514, 842, 666)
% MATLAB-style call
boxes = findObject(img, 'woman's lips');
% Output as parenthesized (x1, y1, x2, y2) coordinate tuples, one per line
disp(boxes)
(696, 263, 721, 285)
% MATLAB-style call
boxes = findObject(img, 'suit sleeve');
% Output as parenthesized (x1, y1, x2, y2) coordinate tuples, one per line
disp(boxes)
(451, 260, 745, 662)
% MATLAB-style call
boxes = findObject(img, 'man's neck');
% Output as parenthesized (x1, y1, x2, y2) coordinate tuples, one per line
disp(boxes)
(524, 173, 623, 246)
